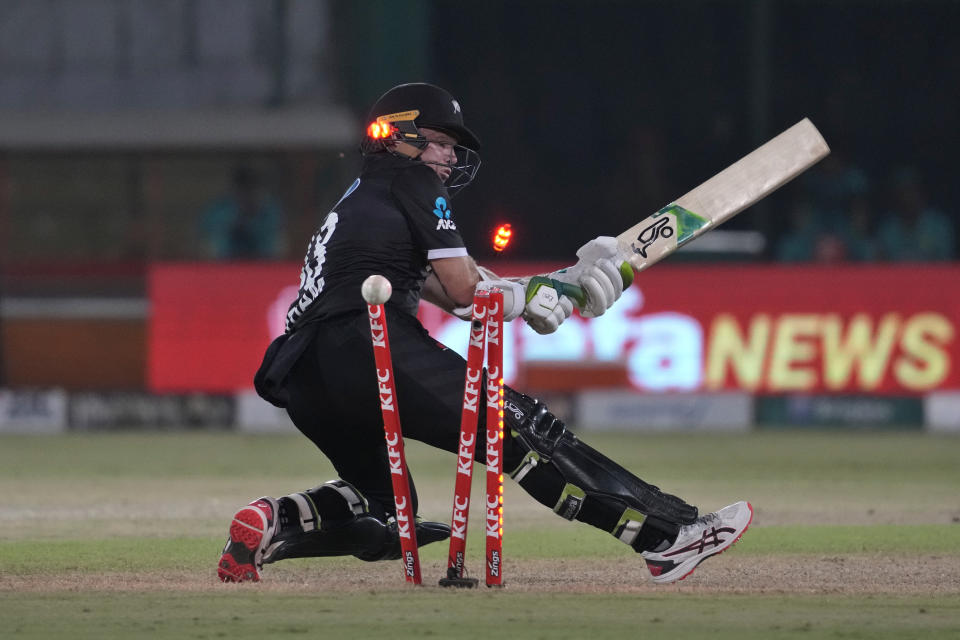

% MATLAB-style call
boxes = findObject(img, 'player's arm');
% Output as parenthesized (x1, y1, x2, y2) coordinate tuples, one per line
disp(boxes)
(423, 237, 627, 330)
(425, 259, 574, 335)
(423, 256, 481, 310)
(423, 258, 518, 314)
(422, 260, 510, 313)
(390, 165, 573, 333)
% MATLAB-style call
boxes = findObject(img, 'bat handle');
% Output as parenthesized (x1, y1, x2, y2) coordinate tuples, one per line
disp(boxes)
(555, 281, 589, 308)
(527, 261, 634, 312)
(526, 276, 588, 308)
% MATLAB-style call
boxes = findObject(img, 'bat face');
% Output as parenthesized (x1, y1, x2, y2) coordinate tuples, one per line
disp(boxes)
(618, 118, 829, 274)
(525, 118, 829, 312)
(627, 204, 710, 267)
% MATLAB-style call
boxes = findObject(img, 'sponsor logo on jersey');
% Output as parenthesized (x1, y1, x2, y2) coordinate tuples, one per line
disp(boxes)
(434, 197, 457, 230)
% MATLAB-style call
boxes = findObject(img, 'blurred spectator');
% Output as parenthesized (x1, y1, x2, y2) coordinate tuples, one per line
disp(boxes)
(802, 154, 870, 233)
(876, 168, 955, 261)
(776, 199, 821, 262)
(779, 153, 882, 264)
(200, 166, 286, 260)
(839, 193, 879, 262)
(813, 234, 847, 263)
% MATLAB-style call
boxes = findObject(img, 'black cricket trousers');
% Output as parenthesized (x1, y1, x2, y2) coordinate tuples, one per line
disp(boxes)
(283, 307, 523, 520)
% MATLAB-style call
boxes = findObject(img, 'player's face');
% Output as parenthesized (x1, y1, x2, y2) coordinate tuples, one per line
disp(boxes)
(418, 128, 458, 182)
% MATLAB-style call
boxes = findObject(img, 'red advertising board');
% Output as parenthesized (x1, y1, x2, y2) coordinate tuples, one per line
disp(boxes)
(631, 264, 959, 394)
(148, 263, 960, 394)
(148, 263, 302, 393)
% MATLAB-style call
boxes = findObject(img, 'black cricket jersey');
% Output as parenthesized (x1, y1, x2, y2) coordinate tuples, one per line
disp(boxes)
(285, 153, 467, 331)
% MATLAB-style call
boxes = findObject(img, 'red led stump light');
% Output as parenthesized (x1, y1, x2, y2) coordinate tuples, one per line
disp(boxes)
(493, 224, 512, 252)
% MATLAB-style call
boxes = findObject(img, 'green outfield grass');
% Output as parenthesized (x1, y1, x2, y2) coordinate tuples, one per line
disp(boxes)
(2, 591, 957, 640)
(3, 524, 960, 574)
(1, 431, 959, 639)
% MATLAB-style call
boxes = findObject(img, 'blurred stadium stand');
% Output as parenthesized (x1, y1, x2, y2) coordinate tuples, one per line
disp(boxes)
(0, 0, 358, 389)
(0, 1, 957, 433)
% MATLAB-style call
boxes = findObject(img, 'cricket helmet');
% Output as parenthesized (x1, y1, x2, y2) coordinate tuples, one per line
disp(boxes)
(362, 83, 481, 193)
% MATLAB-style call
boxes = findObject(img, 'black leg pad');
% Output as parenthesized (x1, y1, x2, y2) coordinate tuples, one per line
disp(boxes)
(505, 391, 698, 526)
(263, 516, 450, 564)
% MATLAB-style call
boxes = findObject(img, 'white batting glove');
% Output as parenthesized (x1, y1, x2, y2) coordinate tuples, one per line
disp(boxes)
(452, 278, 526, 321)
(455, 275, 574, 334)
(520, 277, 575, 335)
(459, 277, 574, 334)
(477, 279, 525, 320)
(552, 236, 633, 318)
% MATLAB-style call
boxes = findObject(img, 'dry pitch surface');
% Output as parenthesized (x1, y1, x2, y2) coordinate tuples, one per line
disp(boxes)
(5, 555, 959, 596)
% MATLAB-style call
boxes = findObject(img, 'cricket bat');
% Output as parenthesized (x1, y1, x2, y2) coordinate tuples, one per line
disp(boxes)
(534, 118, 830, 309)
(617, 117, 829, 273)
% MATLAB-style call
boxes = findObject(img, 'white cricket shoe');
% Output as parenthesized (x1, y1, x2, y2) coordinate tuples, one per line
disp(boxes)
(641, 500, 753, 584)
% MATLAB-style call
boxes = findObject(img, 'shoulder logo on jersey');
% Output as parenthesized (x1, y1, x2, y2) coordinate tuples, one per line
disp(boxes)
(433, 197, 457, 230)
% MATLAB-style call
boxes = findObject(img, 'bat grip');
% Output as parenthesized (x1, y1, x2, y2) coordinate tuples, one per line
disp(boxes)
(526, 261, 634, 312)
(569, 261, 635, 315)
(555, 281, 588, 308)
(526, 276, 588, 308)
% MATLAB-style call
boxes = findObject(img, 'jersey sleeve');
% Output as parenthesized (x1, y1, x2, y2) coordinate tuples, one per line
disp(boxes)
(391, 165, 468, 260)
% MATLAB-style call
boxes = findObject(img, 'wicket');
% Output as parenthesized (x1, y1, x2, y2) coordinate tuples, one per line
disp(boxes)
(363, 278, 421, 585)
(484, 290, 505, 587)
(440, 288, 505, 588)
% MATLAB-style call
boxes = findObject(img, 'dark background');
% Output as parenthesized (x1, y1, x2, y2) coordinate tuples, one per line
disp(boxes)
(0, 0, 957, 392)
(330, 0, 959, 262)
(414, 1, 959, 261)
(1, 0, 957, 263)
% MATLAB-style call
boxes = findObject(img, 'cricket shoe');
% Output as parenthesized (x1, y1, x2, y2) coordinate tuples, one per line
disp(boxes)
(642, 500, 753, 584)
(217, 497, 279, 583)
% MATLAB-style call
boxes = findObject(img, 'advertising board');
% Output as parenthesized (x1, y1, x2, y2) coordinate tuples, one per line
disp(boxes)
(149, 264, 960, 395)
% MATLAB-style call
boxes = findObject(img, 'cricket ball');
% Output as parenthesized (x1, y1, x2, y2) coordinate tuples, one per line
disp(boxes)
(361, 274, 392, 305)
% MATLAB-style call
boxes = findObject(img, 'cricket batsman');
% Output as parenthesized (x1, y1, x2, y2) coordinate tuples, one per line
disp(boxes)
(217, 83, 752, 585)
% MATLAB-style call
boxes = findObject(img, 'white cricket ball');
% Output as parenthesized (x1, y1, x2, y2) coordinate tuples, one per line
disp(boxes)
(361, 274, 392, 304)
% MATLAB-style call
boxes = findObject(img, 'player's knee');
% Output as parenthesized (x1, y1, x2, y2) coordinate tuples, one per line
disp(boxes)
(503, 391, 566, 479)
